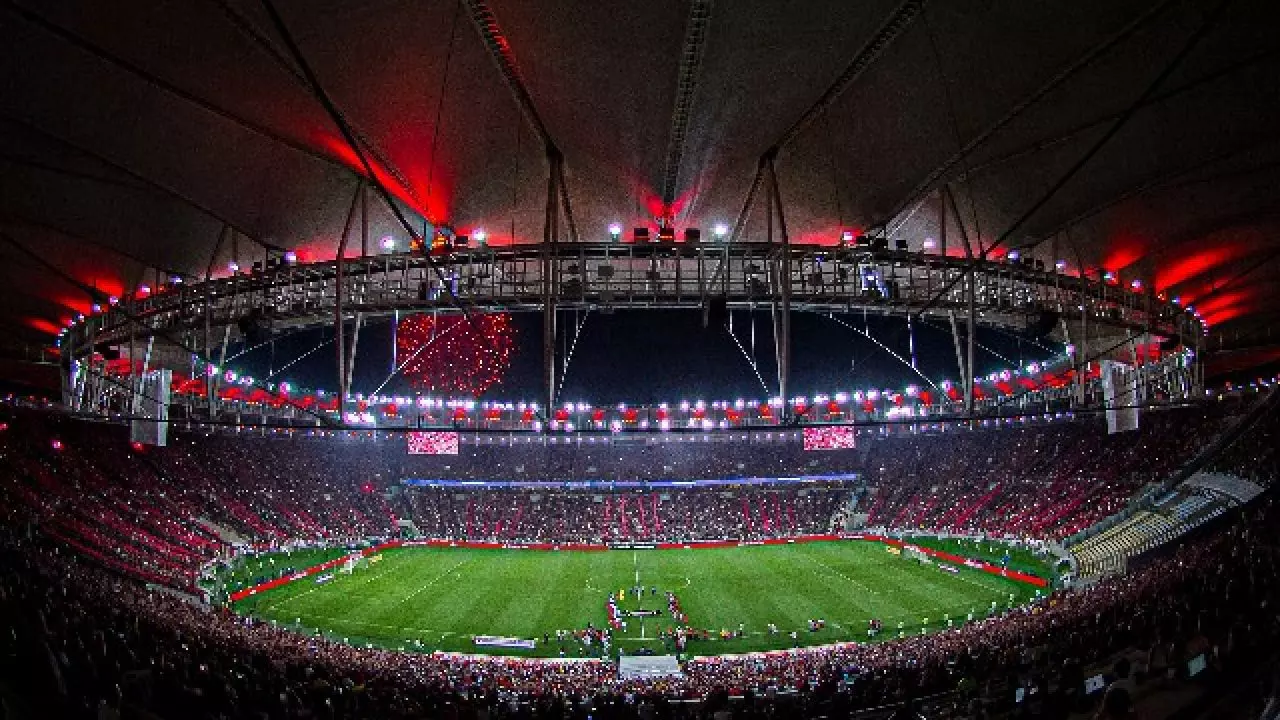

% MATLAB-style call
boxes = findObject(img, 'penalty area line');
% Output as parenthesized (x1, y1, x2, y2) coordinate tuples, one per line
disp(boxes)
(792, 548, 883, 597)
(391, 558, 471, 609)
(260, 559, 401, 613)
(295, 614, 462, 639)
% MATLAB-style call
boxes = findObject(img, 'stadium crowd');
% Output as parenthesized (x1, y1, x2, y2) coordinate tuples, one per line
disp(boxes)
(857, 401, 1243, 538)
(1, 480, 1276, 718)
(0, 390, 1277, 717)
(0, 396, 1265, 595)
(403, 485, 847, 543)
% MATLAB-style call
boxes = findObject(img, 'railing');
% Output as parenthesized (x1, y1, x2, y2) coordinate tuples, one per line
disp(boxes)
(64, 242, 1199, 350)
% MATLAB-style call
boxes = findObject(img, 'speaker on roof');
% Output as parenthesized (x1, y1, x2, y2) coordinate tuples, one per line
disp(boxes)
(633, 227, 650, 243)
(684, 228, 701, 244)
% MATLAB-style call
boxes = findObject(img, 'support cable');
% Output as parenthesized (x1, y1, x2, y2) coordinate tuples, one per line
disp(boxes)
(915, 0, 1235, 319)
(709, 1, 926, 306)
(948, 47, 1280, 188)
(3, 2, 406, 231)
(727, 320, 772, 396)
(206, 0, 421, 206)
(0, 229, 337, 426)
(426, 0, 463, 215)
(265, 337, 333, 382)
(823, 313, 939, 391)
(257, 0, 469, 312)
(368, 317, 466, 397)
(874, 0, 1180, 228)
(555, 310, 590, 400)
(0, 114, 281, 253)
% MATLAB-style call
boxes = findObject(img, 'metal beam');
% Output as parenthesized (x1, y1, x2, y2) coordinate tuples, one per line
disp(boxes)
(914, 0, 1235, 318)
(335, 180, 363, 420)
(554, 159, 581, 244)
(943, 185, 977, 413)
(710, 0, 925, 314)
(257, 0, 468, 313)
(767, 155, 791, 413)
(462, 0, 555, 150)
(966, 268, 976, 415)
(659, 0, 714, 214)
(345, 312, 363, 396)
(1, 115, 281, 252)
(2, 3, 407, 230)
(874, 0, 1179, 228)
(542, 152, 562, 416)
(773, 0, 928, 153)
(948, 310, 967, 392)
(208, 0, 423, 208)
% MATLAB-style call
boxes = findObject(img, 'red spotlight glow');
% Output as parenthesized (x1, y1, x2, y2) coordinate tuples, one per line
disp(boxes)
(1154, 245, 1250, 292)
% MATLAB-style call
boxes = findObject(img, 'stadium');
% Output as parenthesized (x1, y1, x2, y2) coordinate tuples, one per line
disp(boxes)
(2, 1, 1280, 718)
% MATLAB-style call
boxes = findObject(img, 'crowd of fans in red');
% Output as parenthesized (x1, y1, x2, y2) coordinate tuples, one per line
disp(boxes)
(0, 398, 1257, 594)
(857, 401, 1246, 538)
(0, 460, 1275, 718)
(0, 393, 1276, 717)
(403, 485, 847, 543)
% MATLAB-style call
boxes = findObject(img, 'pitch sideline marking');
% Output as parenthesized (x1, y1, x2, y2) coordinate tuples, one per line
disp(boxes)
(791, 547, 882, 597)
(260, 557, 402, 613)
(299, 614, 459, 636)
(390, 557, 471, 610)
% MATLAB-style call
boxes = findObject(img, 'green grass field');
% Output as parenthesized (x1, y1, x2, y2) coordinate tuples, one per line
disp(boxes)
(228, 541, 1049, 657)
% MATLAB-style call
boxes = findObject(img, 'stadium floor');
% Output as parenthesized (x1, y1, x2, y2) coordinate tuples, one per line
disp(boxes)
(229, 540, 1048, 657)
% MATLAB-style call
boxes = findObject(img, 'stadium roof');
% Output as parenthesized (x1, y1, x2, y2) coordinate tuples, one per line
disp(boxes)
(1, 0, 1278, 367)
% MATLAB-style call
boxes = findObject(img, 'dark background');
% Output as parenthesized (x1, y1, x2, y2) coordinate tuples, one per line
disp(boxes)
(225, 310, 1060, 403)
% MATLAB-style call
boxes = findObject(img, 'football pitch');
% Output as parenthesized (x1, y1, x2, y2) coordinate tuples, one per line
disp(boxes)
(228, 540, 1049, 657)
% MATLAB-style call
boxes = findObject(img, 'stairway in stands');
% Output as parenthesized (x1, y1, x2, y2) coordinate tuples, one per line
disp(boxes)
(194, 516, 248, 546)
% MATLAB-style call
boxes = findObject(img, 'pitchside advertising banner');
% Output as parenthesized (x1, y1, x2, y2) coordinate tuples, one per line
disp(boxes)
(400, 474, 859, 489)
(407, 431, 460, 455)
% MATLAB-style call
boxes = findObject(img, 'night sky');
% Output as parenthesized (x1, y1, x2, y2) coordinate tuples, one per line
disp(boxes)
(226, 310, 1060, 404)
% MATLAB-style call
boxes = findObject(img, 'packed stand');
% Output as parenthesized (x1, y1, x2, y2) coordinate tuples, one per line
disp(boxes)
(858, 402, 1248, 540)
(402, 485, 849, 543)
(0, 409, 399, 591)
(1, 483, 1276, 718)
